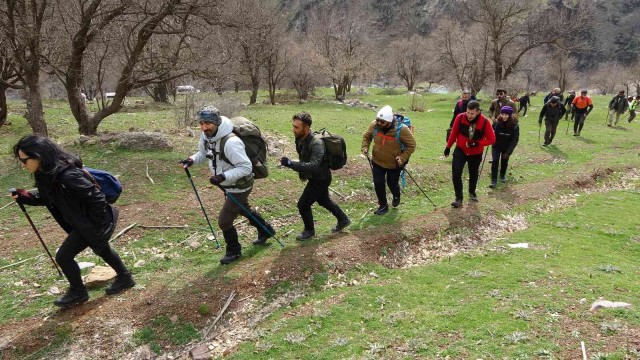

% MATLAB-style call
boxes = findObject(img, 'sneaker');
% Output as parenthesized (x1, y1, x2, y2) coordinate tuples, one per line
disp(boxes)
(54, 287, 89, 308)
(374, 204, 389, 215)
(105, 273, 136, 295)
(469, 193, 479, 202)
(489, 182, 496, 189)
(542, 143, 549, 147)
(450, 199, 463, 208)
(392, 196, 400, 208)
(573, 133, 578, 136)
(499, 175, 506, 183)
(296, 229, 315, 241)
(332, 218, 352, 233)
(252, 227, 276, 245)
(220, 253, 241, 265)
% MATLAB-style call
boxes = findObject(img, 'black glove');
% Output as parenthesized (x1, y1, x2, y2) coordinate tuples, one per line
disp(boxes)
(11, 188, 33, 205)
(443, 147, 451, 157)
(280, 157, 292, 168)
(538, 119, 542, 125)
(466, 141, 479, 148)
(502, 153, 510, 160)
(179, 158, 194, 168)
(209, 173, 226, 185)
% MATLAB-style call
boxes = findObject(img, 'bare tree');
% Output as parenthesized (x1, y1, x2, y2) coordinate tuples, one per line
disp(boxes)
(388, 36, 429, 91)
(458, 0, 593, 88)
(432, 19, 492, 94)
(544, 48, 578, 92)
(285, 40, 324, 101)
(263, 32, 292, 105)
(592, 62, 626, 95)
(0, 0, 52, 135)
(0, 39, 25, 127)
(308, 1, 375, 101)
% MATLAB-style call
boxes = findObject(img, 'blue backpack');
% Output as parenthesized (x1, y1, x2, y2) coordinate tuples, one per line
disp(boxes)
(82, 167, 122, 204)
(371, 114, 413, 188)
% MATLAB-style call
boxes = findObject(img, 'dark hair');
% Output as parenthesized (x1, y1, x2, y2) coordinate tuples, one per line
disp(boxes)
(467, 100, 481, 111)
(496, 89, 506, 94)
(13, 135, 81, 174)
(292, 112, 312, 126)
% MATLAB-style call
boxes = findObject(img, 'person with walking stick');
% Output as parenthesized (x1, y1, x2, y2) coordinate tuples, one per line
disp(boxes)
(361, 105, 416, 215)
(11, 135, 135, 308)
(180, 106, 275, 264)
(538, 96, 565, 147)
(444, 101, 495, 208)
(489, 106, 520, 188)
(279, 112, 351, 240)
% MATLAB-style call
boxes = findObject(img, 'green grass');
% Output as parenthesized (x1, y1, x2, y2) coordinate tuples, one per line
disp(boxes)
(229, 190, 640, 359)
(0, 88, 638, 357)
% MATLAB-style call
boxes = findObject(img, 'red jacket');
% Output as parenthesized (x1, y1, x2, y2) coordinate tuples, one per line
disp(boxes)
(446, 113, 495, 156)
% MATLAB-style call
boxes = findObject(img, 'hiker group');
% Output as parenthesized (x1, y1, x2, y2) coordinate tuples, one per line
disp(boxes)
(9, 86, 637, 308)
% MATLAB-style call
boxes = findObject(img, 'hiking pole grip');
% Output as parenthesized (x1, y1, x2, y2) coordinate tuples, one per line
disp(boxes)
(182, 167, 221, 249)
(8, 188, 63, 277)
(216, 185, 284, 248)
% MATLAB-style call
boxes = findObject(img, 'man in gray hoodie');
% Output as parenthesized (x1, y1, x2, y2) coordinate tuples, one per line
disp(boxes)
(180, 106, 274, 264)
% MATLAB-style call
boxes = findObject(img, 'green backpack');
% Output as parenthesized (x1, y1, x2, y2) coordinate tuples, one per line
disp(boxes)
(219, 116, 269, 179)
(313, 128, 347, 170)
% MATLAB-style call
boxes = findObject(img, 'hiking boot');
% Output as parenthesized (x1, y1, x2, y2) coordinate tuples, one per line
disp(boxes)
(54, 287, 89, 308)
(392, 196, 401, 208)
(296, 229, 315, 241)
(607, 124, 612, 127)
(105, 273, 135, 295)
(252, 225, 276, 245)
(573, 132, 578, 136)
(450, 199, 463, 208)
(332, 218, 352, 233)
(220, 252, 241, 265)
(374, 204, 389, 215)
(499, 175, 506, 183)
(489, 181, 497, 189)
(469, 193, 479, 202)
(542, 142, 549, 147)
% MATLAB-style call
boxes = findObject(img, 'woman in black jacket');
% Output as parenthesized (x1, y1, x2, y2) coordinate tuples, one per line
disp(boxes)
(12, 135, 134, 308)
(490, 106, 520, 188)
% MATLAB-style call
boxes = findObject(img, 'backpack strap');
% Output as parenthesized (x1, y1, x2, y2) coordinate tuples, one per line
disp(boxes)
(218, 133, 235, 165)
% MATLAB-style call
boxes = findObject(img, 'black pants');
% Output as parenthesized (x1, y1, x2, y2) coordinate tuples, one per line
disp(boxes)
(452, 147, 483, 200)
(297, 177, 347, 231)
(491, 146, 509, 182)
(544, 119, 559, 144)
(574, 113, 587, 133)
(372, 162, 401, 206)
(518, 105, 528, 116)
(218, 189, 270, 254)
(56, 226, 128, 289)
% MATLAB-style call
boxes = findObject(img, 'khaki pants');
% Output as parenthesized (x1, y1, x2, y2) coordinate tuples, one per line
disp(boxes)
(608, 110, 625, 126)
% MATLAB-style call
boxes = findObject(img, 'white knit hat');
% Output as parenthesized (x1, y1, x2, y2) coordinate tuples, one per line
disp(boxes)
(376, 105, 393, 122)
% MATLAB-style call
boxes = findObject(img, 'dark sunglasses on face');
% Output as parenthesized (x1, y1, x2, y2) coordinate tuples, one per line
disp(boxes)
(375, 119, 386, 124)
(18, 156, 31, 164)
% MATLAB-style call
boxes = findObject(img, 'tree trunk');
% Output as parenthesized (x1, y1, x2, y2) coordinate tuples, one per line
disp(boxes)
(24, 78, 48, 136)
(152, 82, 170, 103)
(268, 82, 276, 105)
(0, 85, 7, 128)
(234, 81, 240, 92)
(249, 75, 260, 105)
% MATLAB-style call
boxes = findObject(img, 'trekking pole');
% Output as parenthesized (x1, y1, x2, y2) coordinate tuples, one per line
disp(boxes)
(364, 153, 374, 172)
(478, 147, 490, 178)
(215, 186, 284, 248)
(182, 167, 220, 249)
(402, 168, 436, 208)
(538, 123, 542, 144)
(8, 188, 63, 277)
(565, 116, 571, 135)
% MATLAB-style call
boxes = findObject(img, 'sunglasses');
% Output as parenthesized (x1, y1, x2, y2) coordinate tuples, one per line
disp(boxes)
(375, 119, 387, 124)
(18, 156, 32, 164)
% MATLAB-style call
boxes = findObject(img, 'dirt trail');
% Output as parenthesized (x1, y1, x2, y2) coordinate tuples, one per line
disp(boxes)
(0, 166, 637, 359)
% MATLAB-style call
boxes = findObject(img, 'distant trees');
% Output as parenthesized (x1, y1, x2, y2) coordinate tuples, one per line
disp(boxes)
(0, 39, 24, 128)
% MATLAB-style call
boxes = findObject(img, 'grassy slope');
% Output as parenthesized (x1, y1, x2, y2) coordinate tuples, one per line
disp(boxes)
(0, 89, 638, 358)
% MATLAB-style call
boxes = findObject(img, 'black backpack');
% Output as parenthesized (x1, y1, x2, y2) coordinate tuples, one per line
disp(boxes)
(313, 128, 347, 170)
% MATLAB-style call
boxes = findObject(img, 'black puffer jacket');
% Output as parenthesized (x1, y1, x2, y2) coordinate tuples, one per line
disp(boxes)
(492, 121, 520, 155)
(21, 164, 115, 243)
(291, 132, 330, 182)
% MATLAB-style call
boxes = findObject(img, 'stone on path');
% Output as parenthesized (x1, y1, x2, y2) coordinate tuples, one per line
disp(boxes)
(84, 266, 116, 287)
(189, 344, 212, 360)
(590, 299, 632, 311)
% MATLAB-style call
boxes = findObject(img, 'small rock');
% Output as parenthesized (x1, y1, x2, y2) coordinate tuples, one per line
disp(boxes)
(508, 243, 529, 248)
(84, 266, 117, 287)
(189, 241, 201, 249)
(170, 315, 178, 324)
(77, 262, 96, 270)
(131, 344, 156, 360)
(134, 260, 146, 268)
(590, 299, 632, 311)
(0, 336, 10, 350)
(189, 344, 211, 360)
(32, 282, 41, 288)
(48, 286, 61, 295)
